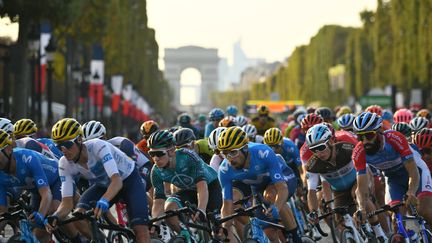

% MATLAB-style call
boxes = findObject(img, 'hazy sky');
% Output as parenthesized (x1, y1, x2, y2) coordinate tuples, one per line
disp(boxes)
(147, 0, 377, 68)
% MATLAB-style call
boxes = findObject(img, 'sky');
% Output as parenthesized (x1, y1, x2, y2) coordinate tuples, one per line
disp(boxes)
(147, 0, 377, 68)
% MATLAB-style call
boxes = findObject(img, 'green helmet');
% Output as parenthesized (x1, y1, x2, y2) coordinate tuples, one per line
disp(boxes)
(147, 130, 175, 149)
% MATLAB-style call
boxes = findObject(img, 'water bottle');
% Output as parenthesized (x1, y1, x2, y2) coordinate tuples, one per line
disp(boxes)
(407, 229, 419, 242)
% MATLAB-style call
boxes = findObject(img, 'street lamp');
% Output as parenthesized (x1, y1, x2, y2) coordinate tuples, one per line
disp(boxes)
(45, 36, 56, 127)
(93, 71, 100, 119)
(28, 26, 40, 120)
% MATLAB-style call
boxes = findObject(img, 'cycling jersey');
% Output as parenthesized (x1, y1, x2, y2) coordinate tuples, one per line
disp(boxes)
(37, 138, 63, 159)
(210, 154, 223, 171)
(218, 142, 297, 200)
(108, 136, 151, 169)
(15, 137, 58, 161)
(280, 138, 301, 167)
(59, 139, 135, 197)
(306, 142, 356, 191)
(255, 135, 264, 144)
(251, 116, 276, 136)
(151, 148, 218, 200)
(289, 126, 305, 148)
(0, 148, 60, 206)
(204, 122, 217, 138)
(136, 138, 150, 154)
(194, 138, 214, 163)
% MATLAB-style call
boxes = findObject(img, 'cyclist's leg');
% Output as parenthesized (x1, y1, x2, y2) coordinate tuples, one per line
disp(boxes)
(165, 189, 197, 233)
(232, 181, 251, 240)
(416, 163, 432, 226)
(121, 168, 150, 243)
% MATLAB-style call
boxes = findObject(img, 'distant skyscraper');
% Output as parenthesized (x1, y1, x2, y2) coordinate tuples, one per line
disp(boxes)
(229, 39, 265, 86)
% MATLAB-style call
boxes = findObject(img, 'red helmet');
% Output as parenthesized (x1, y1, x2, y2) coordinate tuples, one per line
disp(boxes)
(365, 105, 383, 116)
(413, 128, 432, 150)
(394, 108, 414, 123)
(301, 113, 323, 132)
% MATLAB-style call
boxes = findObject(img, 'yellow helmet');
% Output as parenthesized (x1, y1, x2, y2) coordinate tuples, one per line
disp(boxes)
(0, 129, 12, 150)
(257, 105, 270, 116)
(217, 126, 248, 151)
(263, 128, 283, 145)
(13, 119, 37, 137)
(336, 106, 352, 118)
(51, 118, 82, 143)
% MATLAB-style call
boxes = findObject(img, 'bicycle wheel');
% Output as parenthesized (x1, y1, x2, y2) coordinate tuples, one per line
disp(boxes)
(0, 222, 18, 240)
(301, 236, 315, 243)
(109, 231, 131, 243)
(388, 233, 405, 243)
(339, 228, 356, 243)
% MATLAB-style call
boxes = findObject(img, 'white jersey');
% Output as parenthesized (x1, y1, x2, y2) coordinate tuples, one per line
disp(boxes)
(59, 139, 135, 197)
(15, 137, 58, 161)
(107, 136, 150, 169)
(255, 135, 264, 144)
(209, 154, 223, 171)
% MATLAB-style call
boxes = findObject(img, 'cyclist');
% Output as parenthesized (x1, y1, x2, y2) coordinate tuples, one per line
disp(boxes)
(336, 113, 356, 132)
(242, 124, 263, 143)
(204, 108, 225, 138)
(136, 120, 159, 154)
(235, 115, 248, 127)
(410, 117, 429, 134)
(392, 122, 412, 140)
(0, 118, 13, 134)
(219, 116, 237, 128)
(208, 127, 227, 171)
(13, 119, 59, 161)
(148, 130, 222, 240)
(284, 109, 306, 138)
(288, 113, 307, 148)
(304, 124, 387, 240)
(218, 127, 300, 243)
(173, 127, 214, 164)
(353, 112, 432, 226)
(413, 128, 432, 172)
(335, 105, 352, 118)
(417, 109, 431, 126)
(194, 114, 207, 139)
(394, 108, 414, 123)
(46, 118, 150, 242)
(226, 105, 238, 117)
(0, 129, 67, 242)
(81, 120, 106, 141)
(251, 105, 276, 136)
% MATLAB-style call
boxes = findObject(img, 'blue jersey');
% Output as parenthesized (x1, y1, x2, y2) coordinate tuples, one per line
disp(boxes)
(218, 142, 296, 200)
(204, 123, 216, 138)
(280, 138, 301, 167)
(37, 138, 63, 160)
(0, 148, 59, 206)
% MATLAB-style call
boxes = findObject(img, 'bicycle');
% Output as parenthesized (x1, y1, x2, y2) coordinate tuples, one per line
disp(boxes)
(369, 202, 432, 243)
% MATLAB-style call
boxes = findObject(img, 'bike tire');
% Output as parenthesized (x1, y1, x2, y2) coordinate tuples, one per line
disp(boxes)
(301, 236, 315, 243)
(339, 228, 356, 243)
(109, 231, 132, 243)
(388, 233, 405, 243)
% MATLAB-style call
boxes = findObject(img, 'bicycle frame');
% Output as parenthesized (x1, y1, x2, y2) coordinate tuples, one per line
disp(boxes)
(342, 213, 366, 243)
(394, 212, 410, 242)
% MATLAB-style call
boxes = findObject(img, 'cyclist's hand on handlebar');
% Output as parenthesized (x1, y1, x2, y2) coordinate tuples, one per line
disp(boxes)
(192, 208, 206, 222)
(94, 198, 110, 219)
(307, 211, 319, 224)
(405, 193, 418, 207)
(29, 211, 45, 226)
(44, 215, 58, 233)
(354, 209, 366, 224)
(264, 204, 279, 219)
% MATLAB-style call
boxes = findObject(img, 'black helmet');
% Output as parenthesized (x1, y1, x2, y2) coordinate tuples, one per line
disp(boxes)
(173, 128, 196, 147)
(147, 130, 175, 149)
(177, 113, 192, 125)
(315, 107, 334, 121)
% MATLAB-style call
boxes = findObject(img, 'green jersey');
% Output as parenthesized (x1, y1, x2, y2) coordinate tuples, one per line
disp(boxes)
(151, 148, 218, 199)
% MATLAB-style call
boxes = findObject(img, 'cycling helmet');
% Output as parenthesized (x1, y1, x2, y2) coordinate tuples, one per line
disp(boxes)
(219, 116, 236, 127)
(365, 105, 383, 116)
(296, 114, 306, 126)
(257, 105, 270, 116)
(315, 107, 334, 121)
(235, 116, 248, 127)
(177, 113, 192, 125)
(382, 109, 393, 122)
(301, 113, 324, 131)
(242, 124, 257, 138)
(217, 126, 248, 151)
(197, 114, 207, 123)
(263, 128, 283, 146)
(81, 120, 106, 141)
(413, 128, 432, 150)
(293, 109, 307, 120)
(391, 122, 412, 138)
(173, 128, 196, 147)
(0, 118, 13, 134)
(226, 105, 239, 116)
(208, 127, 227, 150)
(306, 106, 316, 114)
(0, 129, 12, 150)
(209, 108, 225, 121)
(336, 106, 352, 118)
(51, 118, 82, 143)
(337, 114, 355, 130)
(306, 124, 333, 147)
(353, 112, 383, 132)
(13, 119, 37, 137)
(410, 117, 429, 132)
(393, 108, 413, 123)
(417, 109, 431, 120)
(140, 120, 159, 137)
(147, 130, 175, 149)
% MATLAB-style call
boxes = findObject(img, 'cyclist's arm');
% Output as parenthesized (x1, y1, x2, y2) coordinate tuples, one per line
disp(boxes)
(100, 174, 122, 201)
(221, 199, 235, 242)
(152, 198, 165, 218)
(196, 180, 208, 212)
(404, 158, 420, 196)
(37, 186, 52, 216)
(28, 156, 53, 216)
(356, 173, 369, 211)
(307, 172, 319, 212)
(54, 196, 74, 219)
(273, 181, 288, 211)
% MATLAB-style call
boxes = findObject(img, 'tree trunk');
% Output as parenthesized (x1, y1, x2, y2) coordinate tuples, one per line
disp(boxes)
(13, 15, 31, 120)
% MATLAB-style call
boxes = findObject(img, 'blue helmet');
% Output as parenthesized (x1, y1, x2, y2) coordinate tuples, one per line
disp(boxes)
(306, 124, 333, 146)
(353, 112, 383, 132)
(382, 109, 393, 122)
(226, 105, 238, 116)
(209, 108, 225, 121)
(337, 113, 355, 130)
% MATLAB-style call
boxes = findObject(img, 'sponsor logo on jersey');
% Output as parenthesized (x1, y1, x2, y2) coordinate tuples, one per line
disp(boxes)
(258, 150, 269, 159)
(37, 179, 45, 185)
(22, 155, 32, 164)
(102, 154, 113, 164)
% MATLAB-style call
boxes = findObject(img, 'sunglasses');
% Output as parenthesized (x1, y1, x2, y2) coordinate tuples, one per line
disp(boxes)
(148, 150, 168, 158)
(56, 137, 78, 151)
(220, 146, 245, 159)
(309, 141, 329, 153)
(357, 131, 377, 141)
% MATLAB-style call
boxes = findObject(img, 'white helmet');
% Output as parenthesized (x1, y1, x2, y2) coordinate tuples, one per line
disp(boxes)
(242, 124, 257, 138)
(235, 116, 248, 127)
(410, 117, 429, 133)
(208, 127, 227, 150)
(82, 120, 106, 141)
(0, 118, 13, 134)
(306, 124, 333, 147)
